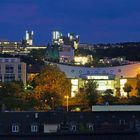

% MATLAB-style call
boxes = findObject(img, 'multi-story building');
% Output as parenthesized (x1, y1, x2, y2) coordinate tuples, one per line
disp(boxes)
(0, 58, 26, 85)
(59, 45, 74, 63)
(52, 31, 62, 44)
(25, 30, 34, 46)
(52, 31, 79, 50)
(46, 61, 140, 97)
(0, 41, 21, 53)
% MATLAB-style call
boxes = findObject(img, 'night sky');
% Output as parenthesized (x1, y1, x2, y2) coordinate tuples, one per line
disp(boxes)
(0, 0, 140, 45)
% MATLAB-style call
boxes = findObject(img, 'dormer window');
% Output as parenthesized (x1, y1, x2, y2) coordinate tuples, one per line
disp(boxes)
(31, 124, 38, 132)
(71, 125, 76, 131)
(12, 124, 19, 133)
(88, 124, 94, 131)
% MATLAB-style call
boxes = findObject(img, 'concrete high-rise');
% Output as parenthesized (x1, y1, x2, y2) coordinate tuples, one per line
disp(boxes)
(25, 31, 34, 46)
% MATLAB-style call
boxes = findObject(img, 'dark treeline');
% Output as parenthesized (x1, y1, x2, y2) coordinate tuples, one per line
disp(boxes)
(96, 42, 140, 61)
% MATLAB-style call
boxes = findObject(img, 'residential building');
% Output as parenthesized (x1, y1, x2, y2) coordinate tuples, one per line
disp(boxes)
(0, 57, 26, 85)
(0, 111, 139, 137)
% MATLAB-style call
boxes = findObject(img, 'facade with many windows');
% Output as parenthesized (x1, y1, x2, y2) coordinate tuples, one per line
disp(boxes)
(46, 61, 140, 97)
(0, 58, 26, 84)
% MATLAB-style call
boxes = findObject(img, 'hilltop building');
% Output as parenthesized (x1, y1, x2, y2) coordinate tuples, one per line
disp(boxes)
(0, 41, 21, 53)
(46, 31, 79, 64)
(25, 30, 34, 46)
(52, 31, 79, 50)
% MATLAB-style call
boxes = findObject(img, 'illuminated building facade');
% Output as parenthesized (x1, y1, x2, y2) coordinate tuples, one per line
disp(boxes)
(74, 55, 93, 65)
(0, 58, 26, 85)
(52, 31, 79, 49)
(25, 30, 34, 46)
(46, 62, 140, 97)
(0, 41, 21, 53)
(52, 31, 62, 44)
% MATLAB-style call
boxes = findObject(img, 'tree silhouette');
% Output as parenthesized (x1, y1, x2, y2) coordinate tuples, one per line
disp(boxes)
(123, 83, 133, 98)
(84, 80, 99, 106)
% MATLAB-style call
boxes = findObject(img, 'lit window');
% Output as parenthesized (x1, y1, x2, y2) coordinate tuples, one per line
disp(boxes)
(88, 124, 94, 131)
(31, 124, 38, 132)
(12, 124, 19, 133)
(71, 125, 76, 131)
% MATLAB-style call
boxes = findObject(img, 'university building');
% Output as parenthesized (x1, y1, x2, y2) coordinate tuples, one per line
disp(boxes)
(46, 62, 140, 97)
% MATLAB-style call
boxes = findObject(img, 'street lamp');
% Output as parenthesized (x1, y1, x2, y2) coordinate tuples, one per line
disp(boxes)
(64, 95, 69, 112)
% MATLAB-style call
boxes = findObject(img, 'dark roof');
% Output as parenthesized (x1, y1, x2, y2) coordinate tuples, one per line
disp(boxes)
(0, 132, 139, 140)
(0, 111, 140, 136)
(0, 111, 140, 124)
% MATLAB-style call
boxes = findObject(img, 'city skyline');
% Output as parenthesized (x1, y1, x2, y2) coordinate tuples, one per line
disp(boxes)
(0, 0, 140, 45)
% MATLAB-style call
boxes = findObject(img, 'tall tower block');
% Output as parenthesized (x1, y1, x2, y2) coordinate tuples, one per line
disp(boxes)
(25, 30, 34, 46)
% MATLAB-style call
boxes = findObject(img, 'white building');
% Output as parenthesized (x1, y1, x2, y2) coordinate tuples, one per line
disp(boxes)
(25, 31, 34, 46)
(46, 61, 140, 97)
(59, 45, 74, 63)
(0, 58, 26, 85)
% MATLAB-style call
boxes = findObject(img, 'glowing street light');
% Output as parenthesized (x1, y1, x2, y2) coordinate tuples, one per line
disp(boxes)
(64, 95, 69, 112)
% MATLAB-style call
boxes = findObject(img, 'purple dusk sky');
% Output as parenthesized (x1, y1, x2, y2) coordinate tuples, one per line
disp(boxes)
(0, 0, 140, 45)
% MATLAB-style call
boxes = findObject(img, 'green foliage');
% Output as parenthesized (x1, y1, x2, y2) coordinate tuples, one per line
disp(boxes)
(96, 42, 140, 61)
(20, 55, 44, 66)
(32, 65, 71, 107)
(0, 81, 24, 110)
(0, 81, 23, 98)
(128, 96, 140, 104)
(79, 123, 87, 132)
(104, 89, 113, 95)
(29, 49, 47, 60)
(123, 83, 133, 98)
(74, 48, 94, 56)
(136, 80, 140, 97)
(0, 65, 71, 111)
(67, 92, 88, 108)
(102, 89, 117, 104)
(84, 80, 99, 106)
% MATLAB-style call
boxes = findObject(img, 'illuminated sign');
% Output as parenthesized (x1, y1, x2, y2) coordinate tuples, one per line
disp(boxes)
(87, 75, 109, 80)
